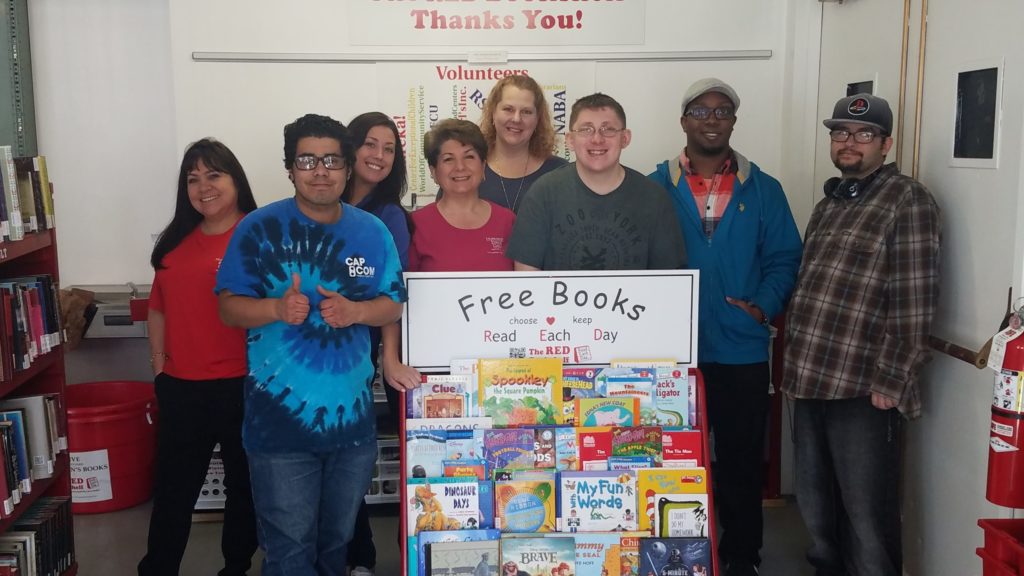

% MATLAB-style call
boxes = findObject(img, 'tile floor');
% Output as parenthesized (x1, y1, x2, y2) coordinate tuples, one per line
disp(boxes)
(72, 499, 815, 575)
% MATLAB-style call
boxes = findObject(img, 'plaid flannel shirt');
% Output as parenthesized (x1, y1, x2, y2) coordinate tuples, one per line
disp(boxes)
(781, 163, 941, 418)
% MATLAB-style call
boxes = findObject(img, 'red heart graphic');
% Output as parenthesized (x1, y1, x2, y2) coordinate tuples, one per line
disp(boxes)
(546, 316, 556, 325)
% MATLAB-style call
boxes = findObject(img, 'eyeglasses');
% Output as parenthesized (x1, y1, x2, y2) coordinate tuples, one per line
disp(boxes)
(293, 154, 347, 171)
(571, 125, 625, 138)
(829, 129, 881, 144)
(685, 106, 735, 121)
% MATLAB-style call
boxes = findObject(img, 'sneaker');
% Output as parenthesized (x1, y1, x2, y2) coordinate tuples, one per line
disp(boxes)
(350, 567, 374, 576)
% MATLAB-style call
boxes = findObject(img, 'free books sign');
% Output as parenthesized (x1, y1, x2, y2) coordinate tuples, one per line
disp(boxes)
(403, 270, 698, 371)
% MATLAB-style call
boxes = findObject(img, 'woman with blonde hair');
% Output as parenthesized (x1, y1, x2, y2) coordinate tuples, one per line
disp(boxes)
(477, 74, 567, 213)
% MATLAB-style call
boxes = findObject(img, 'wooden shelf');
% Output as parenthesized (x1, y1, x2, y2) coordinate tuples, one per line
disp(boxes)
(0, 453, 68, 533)
(0, 347, 61, 398)
(0, 230, 54, 265)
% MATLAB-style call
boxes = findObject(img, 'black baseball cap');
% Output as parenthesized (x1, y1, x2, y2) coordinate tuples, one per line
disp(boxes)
(823, 93, 893, 135)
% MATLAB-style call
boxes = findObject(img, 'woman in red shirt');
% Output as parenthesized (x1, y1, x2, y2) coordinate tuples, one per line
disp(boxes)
(138, 138, 258, 576)
(383, 119, 515, 389)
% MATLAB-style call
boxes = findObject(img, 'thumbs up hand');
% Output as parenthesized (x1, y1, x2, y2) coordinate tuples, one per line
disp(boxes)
(317, 285, 361, 329)
(277, 273, 310, 325)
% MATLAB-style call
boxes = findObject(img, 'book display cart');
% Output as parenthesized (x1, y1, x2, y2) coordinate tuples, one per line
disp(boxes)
(397, 270, 719, 576)
(0, 228, 77, 575)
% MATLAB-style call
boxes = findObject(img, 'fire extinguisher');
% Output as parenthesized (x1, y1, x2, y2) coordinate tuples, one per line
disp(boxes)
(987, 328, 1024, 507)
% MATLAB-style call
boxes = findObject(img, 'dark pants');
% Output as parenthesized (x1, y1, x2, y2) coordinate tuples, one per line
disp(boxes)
(138, 374, 258, 576)
(702, 361, 771, 568)
(348, 326, 404, 570)
(793, 397, 902, 576)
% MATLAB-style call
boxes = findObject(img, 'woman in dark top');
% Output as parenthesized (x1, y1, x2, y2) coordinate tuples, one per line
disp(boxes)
(341, 112, 414, 576)
(477, 74, 567, 213)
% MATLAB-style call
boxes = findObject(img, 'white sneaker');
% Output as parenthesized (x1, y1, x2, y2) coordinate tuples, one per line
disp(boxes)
(351, 567, 374, 576)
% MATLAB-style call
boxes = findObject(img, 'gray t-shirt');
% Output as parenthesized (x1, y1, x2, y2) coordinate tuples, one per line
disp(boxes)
(506, 163, 687, 270)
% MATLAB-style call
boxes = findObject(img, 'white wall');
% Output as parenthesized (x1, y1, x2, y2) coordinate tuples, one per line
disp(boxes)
(26, 0, 801, 286)
(902, 1, 1024, 574)
(28, 0, 178, 286)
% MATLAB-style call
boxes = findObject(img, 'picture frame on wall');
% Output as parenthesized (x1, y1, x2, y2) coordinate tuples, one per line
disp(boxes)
(951, 58, 1003, 169)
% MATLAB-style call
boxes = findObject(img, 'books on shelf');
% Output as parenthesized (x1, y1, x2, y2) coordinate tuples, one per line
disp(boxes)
(0, 394, 63, 481)
(402, 357, 718, 575)
(0, 146, 23, 241)
(0, 497, 75, 576)
(0, 275, 63, 378)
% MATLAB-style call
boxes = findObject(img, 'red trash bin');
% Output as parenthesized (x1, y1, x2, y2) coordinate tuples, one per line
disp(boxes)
(66, 381, 158, 514)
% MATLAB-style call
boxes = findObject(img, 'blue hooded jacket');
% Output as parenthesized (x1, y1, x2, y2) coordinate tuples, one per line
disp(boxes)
(650, 151, 802, 364)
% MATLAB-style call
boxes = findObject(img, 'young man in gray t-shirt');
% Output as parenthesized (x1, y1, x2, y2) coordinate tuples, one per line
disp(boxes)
(506, 93, 686, 271)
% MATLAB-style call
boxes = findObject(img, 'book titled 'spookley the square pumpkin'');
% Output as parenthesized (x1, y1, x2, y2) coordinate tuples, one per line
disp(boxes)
(478, 358, 564, 426)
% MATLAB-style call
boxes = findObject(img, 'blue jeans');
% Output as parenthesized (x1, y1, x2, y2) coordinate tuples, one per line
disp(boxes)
(793, 397, 902, 576)
(248, 443, 377, 576)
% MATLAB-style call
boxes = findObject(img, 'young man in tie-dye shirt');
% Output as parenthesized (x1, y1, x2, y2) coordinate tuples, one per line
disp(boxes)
(216, 113, 406, 576)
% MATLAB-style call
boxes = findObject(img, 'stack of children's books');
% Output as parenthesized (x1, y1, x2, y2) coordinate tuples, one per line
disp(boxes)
(405, 357, 715, 576)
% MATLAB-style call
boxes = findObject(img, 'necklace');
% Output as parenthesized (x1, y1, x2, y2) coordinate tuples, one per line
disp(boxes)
(497, 155, 531, 212)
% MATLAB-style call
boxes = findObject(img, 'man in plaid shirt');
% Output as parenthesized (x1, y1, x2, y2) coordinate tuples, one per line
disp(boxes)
(783, 94, 941, 576)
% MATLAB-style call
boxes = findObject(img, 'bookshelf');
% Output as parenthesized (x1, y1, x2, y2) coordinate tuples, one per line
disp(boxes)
(397, 271, 718, 576)
(0, 228, 77, 575)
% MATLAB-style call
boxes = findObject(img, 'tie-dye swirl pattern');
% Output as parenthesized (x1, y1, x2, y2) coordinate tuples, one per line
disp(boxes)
(216, 198, 406, 452)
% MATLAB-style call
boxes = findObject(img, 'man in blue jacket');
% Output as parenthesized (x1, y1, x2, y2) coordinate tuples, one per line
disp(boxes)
(650, 78, 802, 576)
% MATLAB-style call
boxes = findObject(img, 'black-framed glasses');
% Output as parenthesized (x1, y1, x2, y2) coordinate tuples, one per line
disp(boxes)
(294, 154, 347, 171)
(829, 129, 880, 144)
(685, 106, 735, 121)
(571, 125, 625, 138)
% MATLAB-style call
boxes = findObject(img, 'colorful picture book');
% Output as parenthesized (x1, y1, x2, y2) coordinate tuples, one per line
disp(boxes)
(445, 428, 485, 461)
(558, 470, 638, 532)
(443, 459, 487, 481)
(612, 426, 663, 465)
(575, 397, 639, 427)
(555, 427, 578, 471)
(426, 539, 500, 576)
(562, 367, 602, 425)
(620, 533, 642, 576)
(407, 374, 473, 419)
(655, 493, 710, 538)
(638, 537, 713, 576)
(483, 428, 535, 472)
(407, 477, 482, 536)
(636, 468, 708, 533)
(494, 475, 556, 533)
(569, 532, 622, 576)
(478, 358, 564, 426)
(500, 535, 575, 576)
(413, 529, 500, 576)
(654, 367, 691, 427)
(406, 429, 447, 479)
(662, 429, 703, 468)
(601, 368, 657, 426)
(577, 427, 614, 471)
(533, 427, 556, 469)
